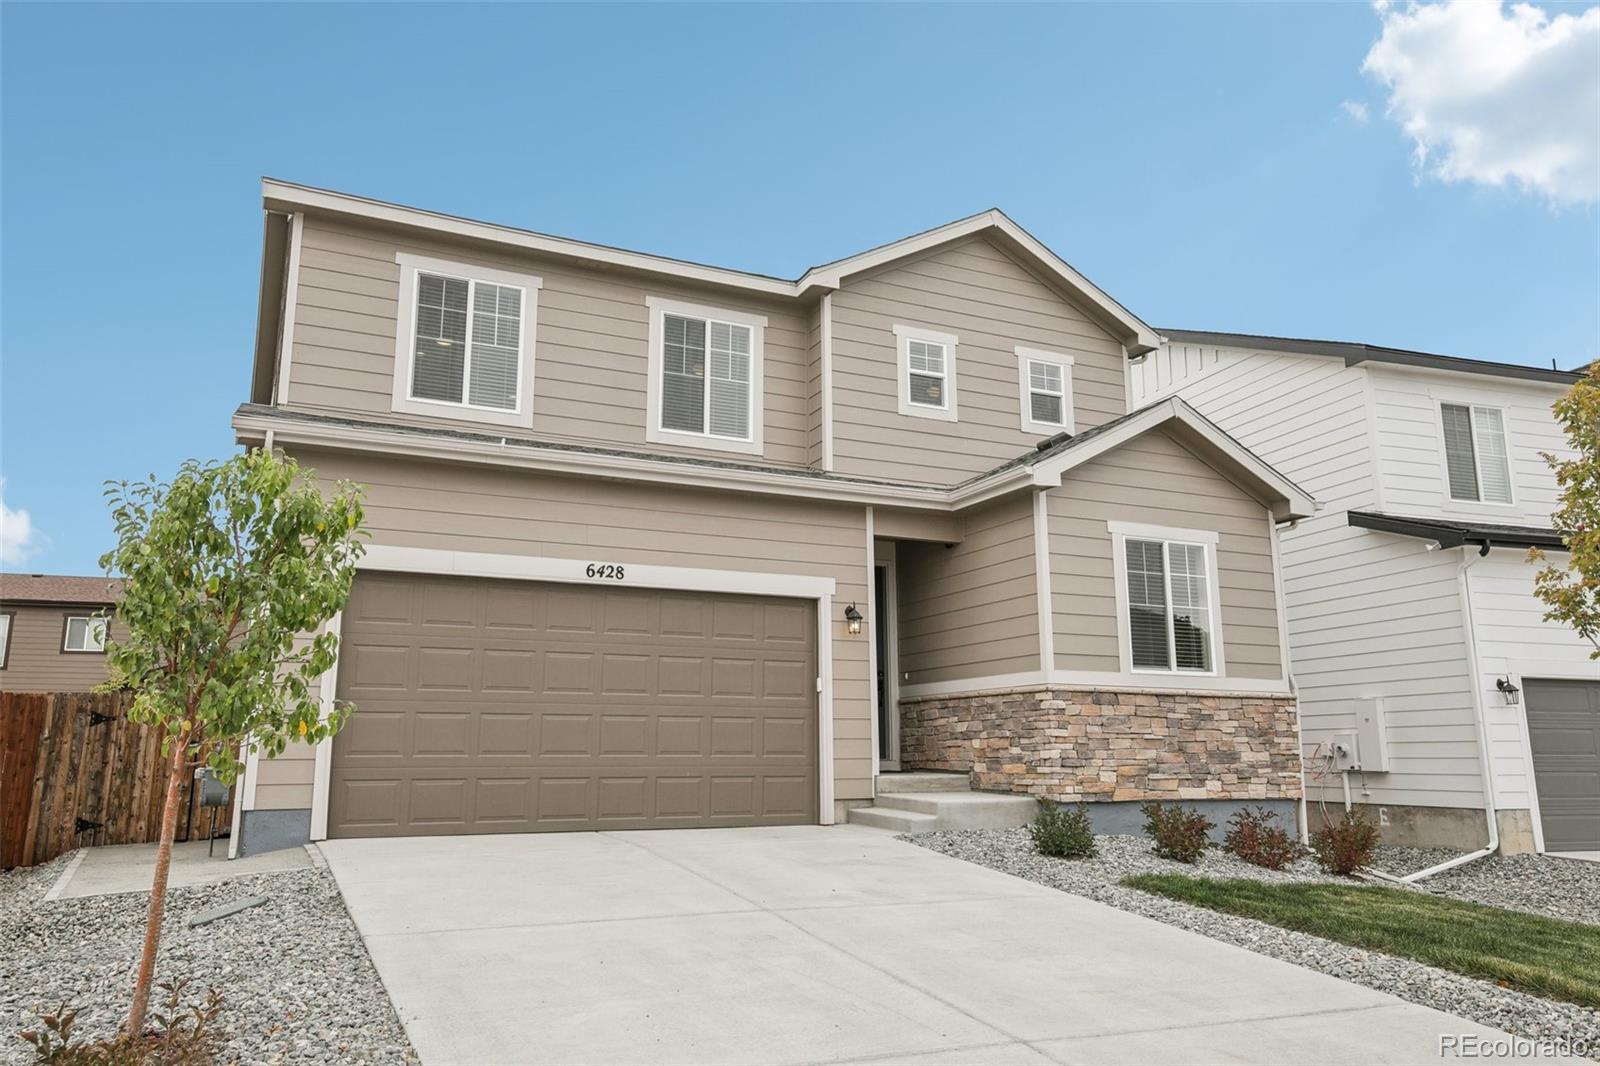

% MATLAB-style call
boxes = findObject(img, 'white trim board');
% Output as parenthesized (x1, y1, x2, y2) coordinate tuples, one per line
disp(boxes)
(820, 293, 835, 472)
(1032, 490, 1055, 673)
(297, 544, 839, 838)
(273, 212, 304, 406)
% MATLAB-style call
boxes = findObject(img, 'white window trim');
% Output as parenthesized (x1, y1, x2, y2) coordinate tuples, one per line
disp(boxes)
(1433, 398, 1517, 509)
(1016, 347, 1074, 434)
(390, 252, 542, 429)
(300, 544, 838, 840)
(645, 295, 766, 456)
(62, 613, 108, 653)
(893, 323, 959, 422)
(1108, 521, 1224, 678)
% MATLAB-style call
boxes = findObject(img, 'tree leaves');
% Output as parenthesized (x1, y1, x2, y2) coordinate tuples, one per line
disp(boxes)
(1531, 363, 1600, 659)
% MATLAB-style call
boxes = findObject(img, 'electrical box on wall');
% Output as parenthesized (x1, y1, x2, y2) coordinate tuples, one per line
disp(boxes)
(1328, 731, 1359, 772)
(1352, 697, 1390, 772)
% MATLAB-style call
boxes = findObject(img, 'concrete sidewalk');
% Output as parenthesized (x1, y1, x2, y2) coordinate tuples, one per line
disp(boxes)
(47, 839, 309, 899)
(318, 826, 1547, 1065)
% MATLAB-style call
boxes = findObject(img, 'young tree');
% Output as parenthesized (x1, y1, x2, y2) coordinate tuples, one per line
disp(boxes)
(100, 448, 365, 1037)
(1531, 362, 1600, 658)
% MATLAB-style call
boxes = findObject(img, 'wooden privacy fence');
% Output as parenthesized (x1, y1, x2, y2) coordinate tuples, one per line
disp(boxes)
(1, 691, 234, 869)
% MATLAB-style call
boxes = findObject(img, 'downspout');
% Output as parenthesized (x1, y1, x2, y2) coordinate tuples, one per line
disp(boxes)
(1376, 542, 1500, 884)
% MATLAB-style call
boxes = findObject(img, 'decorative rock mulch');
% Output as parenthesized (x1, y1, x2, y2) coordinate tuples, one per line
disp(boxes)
(1371, 845, 1600, 927)
(908, 828, 1599, 1049)
(0, 850, 415, 1065)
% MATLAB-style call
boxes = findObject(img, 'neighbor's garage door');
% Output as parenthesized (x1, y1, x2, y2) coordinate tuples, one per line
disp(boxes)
(1523, 678, 1600, 853)
(327, 572, 817, 837)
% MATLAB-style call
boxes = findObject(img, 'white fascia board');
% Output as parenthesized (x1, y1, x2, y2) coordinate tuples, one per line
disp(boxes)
(1028, 399, 1317, 520)
(262, 179, 798, 298)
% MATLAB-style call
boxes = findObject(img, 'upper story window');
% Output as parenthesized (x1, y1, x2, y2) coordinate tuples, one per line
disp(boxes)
(1111, 522, 1218, 675)
(63, 613, 107, 654)
(1016, 347, 1075, 434)
(1440, 402, 1513, 504)
(390, 253, 542, 429)
(0, 612, 11, 669)
(645, 296, 766, 455)
(893, 324, 959, 422)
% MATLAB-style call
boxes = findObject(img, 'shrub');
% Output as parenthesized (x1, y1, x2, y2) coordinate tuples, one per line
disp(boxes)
(19, 979, 222, 1065)
(1311, 810, 1381, 876)
(1222, 806, 1304, 870)
(1029, 801, 1097, 859)
(1140, 801, 1213, 864)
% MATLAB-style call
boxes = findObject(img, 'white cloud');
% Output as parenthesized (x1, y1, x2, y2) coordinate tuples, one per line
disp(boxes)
(0, 479, 42, 566)
(1341, 100, 1371, 123)
(1363, 0, 1600, 205)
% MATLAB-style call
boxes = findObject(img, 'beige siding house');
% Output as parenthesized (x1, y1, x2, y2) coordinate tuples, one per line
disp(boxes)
(229, 181, 1315, 855)
(0, 575, 122, 694)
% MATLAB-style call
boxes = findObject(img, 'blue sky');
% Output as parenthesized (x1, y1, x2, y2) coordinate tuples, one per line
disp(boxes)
(2, 2, 1596, 574)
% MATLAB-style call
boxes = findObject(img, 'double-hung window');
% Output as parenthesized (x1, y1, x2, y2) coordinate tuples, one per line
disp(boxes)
(1113, 523, 1218, 674)
(1439, 402, 1513, 504)
(646, 297, 766, 455)
(63, 614, 108, 654)
(0, 612, 11, 669)
(894, 324, 959, 421)
(391, 253, 542, 429)
(1016, 348, 1074, 434)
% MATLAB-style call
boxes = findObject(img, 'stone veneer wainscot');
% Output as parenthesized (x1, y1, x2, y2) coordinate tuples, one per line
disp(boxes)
(900, 686, 1301, 802)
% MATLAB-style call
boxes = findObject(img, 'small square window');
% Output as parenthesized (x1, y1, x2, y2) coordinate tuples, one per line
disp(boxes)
(63, 614, 107, 653)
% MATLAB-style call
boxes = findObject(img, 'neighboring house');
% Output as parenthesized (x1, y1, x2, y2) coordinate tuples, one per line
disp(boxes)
(0, 574, 122, 693)
(1132, 333, 1598, 856)
(227, 180, 1315, 856)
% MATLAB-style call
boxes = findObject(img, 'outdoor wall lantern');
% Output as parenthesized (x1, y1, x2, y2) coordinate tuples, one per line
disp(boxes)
(844, 602, 863, 636)
(1496, 677, 1521, 705)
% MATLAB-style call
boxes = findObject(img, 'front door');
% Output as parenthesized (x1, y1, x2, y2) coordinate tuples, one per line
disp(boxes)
(875, 562, 900, 771)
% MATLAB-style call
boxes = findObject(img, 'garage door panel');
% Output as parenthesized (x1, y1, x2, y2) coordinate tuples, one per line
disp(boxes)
(329, 573, 817, 837)
(1524, 678, 1600, 853)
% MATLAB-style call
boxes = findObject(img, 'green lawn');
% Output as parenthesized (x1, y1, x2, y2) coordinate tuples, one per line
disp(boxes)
(1122, 874, 1600, 1008)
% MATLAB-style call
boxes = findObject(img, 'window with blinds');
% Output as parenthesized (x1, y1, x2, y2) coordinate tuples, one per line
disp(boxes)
(1125, 538, 1214, 673)
(410, 271, 523, 412)
(660, 312, 752, 440)
(1440, 402, 1512, 504)
(906, 339, 948, 408)
(1027, 359, 1066, 426)
(63, 614, 107, 653)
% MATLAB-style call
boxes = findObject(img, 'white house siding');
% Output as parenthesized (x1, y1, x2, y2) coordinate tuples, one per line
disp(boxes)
(1467, 548, 1600, 829)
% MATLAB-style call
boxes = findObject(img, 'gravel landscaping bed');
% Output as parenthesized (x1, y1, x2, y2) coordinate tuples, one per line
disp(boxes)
(0, 849, 415, 1065)
(1370, 845, 1600, 926)
(909, 829, 1600, 1047)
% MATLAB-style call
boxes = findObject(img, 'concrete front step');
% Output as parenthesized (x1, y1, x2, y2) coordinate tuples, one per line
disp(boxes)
(847, 788, 1039, 834)
(874, 771, 972, 793)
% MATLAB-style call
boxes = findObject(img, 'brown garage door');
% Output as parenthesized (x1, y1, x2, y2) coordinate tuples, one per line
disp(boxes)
(328, 572, 817, 837)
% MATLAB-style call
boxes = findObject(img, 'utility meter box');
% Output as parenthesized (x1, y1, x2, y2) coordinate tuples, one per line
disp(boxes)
(1328, 731, 1360, 772)
(1351, 697, 1390, 772)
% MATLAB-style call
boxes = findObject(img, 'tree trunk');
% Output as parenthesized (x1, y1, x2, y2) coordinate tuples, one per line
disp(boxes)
(126, 734, 188, 1037)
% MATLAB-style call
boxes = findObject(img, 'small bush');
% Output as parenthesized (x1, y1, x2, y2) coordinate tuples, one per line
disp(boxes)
(1141, 801, 1213, 864)
(1222, 806, 1304, 870)
(1029, 801, 1097, 859)
(1311, 810, 1381, 876)
(19, 979, 223, 1065)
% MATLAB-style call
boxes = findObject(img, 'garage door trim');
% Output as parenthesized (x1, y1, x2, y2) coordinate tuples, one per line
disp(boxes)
(305, 544, 838, 840)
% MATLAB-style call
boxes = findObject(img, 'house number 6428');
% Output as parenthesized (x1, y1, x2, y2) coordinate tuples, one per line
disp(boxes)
(585, 563, 625, 580)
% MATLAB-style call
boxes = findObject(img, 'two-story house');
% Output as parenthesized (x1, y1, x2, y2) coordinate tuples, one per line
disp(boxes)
(0, 573, 121, 694)
(228, 180, 1314, 856)
(1133, 333, 1597, 857)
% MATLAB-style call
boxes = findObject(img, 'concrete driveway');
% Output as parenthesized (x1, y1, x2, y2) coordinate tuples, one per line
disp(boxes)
(320, 826, 1523, 1065)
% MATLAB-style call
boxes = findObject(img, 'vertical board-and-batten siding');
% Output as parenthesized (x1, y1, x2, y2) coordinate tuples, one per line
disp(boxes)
(284, 215, 814, 467)
(896, 494, 1039, 685)
(830, 236, 1127, 485)
(0, 605, 118, 694)
(250, 448, 873, 809)
(1046, 427, 1284, 680)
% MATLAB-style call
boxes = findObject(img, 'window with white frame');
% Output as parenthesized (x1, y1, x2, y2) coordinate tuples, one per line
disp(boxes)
(1439, 402, 1512, 504)
(894, 324, 959, 421)
(1120, 534, 1215, 673)
(0, 612, 11, 669)
(1016, 348, 1074, 434)
(391, 253, 541, 429)
(646, 297, 766, 455)
(62, 614, 107, 653)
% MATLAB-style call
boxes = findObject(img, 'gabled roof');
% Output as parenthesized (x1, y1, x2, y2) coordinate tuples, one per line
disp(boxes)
(1002, 397, 1318, 522)
(1162, 329, 1584, 385)
(260, 180, 1160, 355)
(1, 574, 123, 606)
(1347, 511, 1566, 553)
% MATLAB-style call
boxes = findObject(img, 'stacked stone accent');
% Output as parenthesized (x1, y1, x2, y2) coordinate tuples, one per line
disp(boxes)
(900, 686, 1301, 802)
